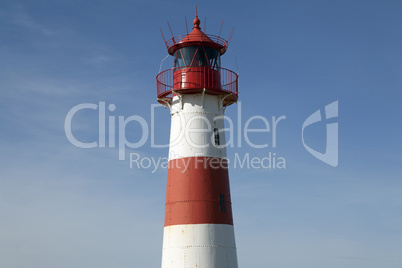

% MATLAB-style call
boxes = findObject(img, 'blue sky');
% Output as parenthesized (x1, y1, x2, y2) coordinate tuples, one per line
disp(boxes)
(1, 0, 402, 267)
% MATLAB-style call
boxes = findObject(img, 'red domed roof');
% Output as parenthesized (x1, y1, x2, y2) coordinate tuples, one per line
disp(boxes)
(179, 16, 214, 43)
(165, 15, 228, 55)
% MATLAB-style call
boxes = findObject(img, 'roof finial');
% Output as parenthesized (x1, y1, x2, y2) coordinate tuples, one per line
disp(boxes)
(193, 6, 201, 29)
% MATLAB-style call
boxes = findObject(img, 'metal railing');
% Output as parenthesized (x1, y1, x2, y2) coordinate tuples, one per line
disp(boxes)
(156, 66, 238, 99)
(165, 34, 228, 48)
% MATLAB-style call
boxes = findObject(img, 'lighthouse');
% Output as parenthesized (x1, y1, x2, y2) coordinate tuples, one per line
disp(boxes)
(156, 11, 239, 268)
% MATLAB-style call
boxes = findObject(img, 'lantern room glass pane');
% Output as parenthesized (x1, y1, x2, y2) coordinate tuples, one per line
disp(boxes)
(174, 51, 185, 68)
(182, 46, 198, 66)
(204, 47, 221, 69)
(192, 47, 207, 66)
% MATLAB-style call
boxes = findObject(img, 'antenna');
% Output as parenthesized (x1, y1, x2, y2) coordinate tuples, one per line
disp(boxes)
(228, 26, 235, 44)
(167, 21, 174, 38)
(218, 20, 224, 40)
(195, 5, 198, 17)
(167, 21, 175, 43)
(204, 16, 206, 32)
(160, 28, 168, 48)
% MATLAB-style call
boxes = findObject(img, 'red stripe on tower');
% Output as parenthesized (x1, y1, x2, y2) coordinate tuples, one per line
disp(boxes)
(165, 157, 233, 226)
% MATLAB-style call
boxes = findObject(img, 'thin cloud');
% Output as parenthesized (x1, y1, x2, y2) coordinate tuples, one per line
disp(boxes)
(1, 5, 55, 36)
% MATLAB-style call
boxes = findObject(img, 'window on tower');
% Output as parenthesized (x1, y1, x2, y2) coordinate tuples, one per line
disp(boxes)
(219, 194, 226, 212)
(214, 128, 220, 146)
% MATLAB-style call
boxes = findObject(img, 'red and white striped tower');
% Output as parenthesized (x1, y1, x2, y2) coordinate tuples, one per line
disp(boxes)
(156, 12, 239, 268)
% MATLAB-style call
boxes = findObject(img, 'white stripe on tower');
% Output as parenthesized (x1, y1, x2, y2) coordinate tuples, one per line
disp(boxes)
(168, 93, 227, 160)
(161, 93, 238, 268)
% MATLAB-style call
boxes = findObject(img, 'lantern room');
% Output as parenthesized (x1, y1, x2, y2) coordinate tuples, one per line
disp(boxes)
(174, 46, 220, 69)
(156, 13, 238, 107)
